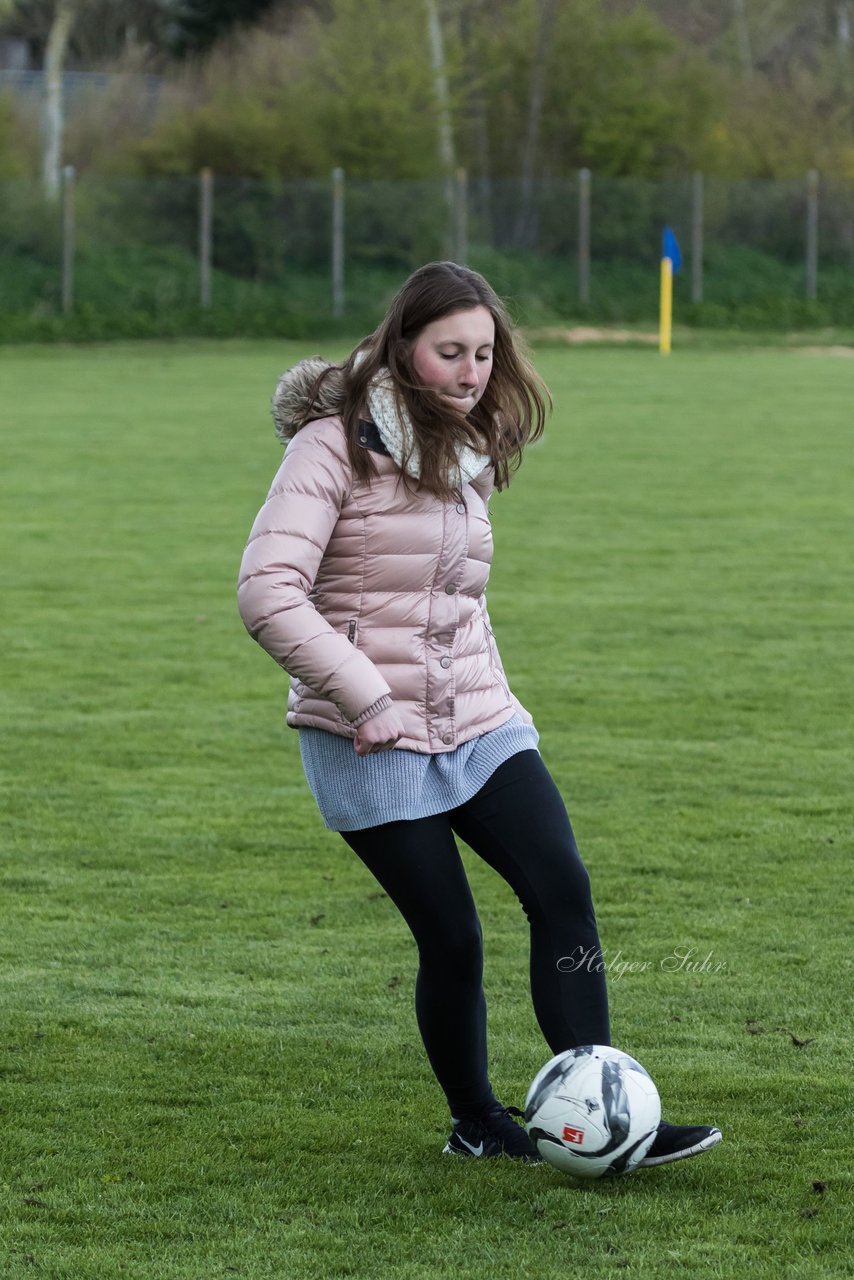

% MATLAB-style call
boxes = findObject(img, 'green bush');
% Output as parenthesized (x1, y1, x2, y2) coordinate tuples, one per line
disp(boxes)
(1, 235, 852, 343)
(0, 94, 31, 179)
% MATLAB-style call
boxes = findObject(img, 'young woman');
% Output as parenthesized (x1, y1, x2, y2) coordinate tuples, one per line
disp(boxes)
(237, 262, 722, 1167)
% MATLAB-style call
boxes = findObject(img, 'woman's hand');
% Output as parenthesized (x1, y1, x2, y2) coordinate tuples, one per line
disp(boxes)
(353, 706, 406, 756)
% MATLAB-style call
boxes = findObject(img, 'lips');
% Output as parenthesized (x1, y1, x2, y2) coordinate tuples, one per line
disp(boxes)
(442, 397, 476, 415)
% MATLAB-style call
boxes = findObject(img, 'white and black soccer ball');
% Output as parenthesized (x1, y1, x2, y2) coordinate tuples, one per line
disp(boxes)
(524, 1045, 661, 1178)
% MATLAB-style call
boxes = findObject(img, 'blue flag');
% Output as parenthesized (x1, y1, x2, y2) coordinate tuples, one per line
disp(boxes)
(662, 225, 682, 272)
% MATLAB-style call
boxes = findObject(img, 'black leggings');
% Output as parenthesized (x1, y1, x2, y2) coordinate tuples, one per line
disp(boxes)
(339, 749, 610, 1117)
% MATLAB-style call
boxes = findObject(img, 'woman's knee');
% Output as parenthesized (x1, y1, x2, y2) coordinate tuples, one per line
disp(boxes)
(417, 916, 484, 981)
(515, 836, 596, 929)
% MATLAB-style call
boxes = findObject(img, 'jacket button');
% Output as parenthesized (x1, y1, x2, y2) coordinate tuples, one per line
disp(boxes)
(440, 657, 451, 668)
(442, 733, 454, 744)
(456, 503, 466, 514)
(444, 583, 457, 594)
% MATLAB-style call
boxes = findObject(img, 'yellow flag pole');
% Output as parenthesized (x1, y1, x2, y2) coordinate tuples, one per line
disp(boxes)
(659, 257, 673, 355)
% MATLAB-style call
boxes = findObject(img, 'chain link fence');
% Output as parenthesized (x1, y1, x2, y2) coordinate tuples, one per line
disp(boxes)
(1, 170, 852, 334)
(0, 69, 163, 123)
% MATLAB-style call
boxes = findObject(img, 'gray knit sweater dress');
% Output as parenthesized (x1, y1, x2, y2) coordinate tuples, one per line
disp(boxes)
(299, 714, 540, 832)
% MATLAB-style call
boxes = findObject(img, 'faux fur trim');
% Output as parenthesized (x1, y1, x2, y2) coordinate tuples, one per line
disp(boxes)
(270, 357, 492, 490)
(271, 357, 345, 443)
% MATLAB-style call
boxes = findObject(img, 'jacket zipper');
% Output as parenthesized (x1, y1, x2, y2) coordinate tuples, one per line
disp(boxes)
(483, 619, 497, 673)
(347, 619, 357, 645)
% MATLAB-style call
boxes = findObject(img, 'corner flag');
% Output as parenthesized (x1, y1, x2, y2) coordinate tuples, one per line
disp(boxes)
(659, 225, 682, 355)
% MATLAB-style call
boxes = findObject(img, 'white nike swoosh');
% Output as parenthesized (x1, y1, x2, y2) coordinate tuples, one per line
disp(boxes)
(456, 1134, 484, 1156)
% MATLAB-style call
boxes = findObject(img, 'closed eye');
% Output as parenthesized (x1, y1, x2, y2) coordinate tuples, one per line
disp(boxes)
(439, 351, 492, 361)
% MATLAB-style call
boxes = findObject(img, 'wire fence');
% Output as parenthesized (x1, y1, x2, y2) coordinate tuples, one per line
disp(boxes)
(0, 69, 163, 123)
(1, 169, 853, 331)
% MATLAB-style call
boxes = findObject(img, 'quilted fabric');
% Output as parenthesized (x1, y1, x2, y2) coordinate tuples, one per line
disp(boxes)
(237, 362, 534, 754)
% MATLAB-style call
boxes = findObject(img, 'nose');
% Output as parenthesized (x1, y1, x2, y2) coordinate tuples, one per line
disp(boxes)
(459, 356, 478, 388)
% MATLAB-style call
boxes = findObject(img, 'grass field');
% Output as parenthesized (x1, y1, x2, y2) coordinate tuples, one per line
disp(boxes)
(0, 339, 851, 1279)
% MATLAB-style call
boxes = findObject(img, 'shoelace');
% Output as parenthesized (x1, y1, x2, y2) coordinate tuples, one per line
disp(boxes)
(469, 1103, 524, 1123)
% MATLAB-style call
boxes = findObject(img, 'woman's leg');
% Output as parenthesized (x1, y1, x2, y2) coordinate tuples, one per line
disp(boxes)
(339, 814, 498, 1117)
(449, 750, 611, 1053)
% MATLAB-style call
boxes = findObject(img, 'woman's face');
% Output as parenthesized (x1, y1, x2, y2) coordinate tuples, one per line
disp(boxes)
(409, 306, 495, 415)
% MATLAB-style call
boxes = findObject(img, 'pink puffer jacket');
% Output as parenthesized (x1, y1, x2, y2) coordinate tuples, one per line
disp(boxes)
(237, 360, 533, 754)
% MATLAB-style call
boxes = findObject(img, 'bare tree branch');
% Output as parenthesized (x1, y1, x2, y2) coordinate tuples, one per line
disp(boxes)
(732, 0, 753, 77)
(43, 0, 77, 200)
(515, 0, 557, 247)
(425, 0, 456, 210)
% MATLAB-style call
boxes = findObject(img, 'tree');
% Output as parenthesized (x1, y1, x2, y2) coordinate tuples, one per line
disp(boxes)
(132, 0, 451, 182)
(166, 0, 293, 57)
(0, 0, 185, 193)
(515, 0, 557, 245)
(731, 0, 752, 77)
(0, 0, 78, 197)
(425, 0, 456, 205)
(310, 0, 445, 179)
(42, 0, 75, 198)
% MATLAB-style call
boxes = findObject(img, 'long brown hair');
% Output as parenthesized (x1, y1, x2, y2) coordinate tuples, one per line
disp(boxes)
(314, 261, 550, 504)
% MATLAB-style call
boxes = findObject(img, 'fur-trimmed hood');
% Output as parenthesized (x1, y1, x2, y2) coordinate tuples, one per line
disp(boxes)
(270, 354, 493, 490)
(271, 358, 345, 444)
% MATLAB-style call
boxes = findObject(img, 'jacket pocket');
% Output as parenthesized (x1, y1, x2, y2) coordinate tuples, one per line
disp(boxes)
(483, 619, 511, 698)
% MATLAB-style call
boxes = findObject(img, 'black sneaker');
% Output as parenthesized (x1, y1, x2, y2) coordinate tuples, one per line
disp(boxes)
(639, 1120, 723, 1167)
(443, 1102, 543, 1161)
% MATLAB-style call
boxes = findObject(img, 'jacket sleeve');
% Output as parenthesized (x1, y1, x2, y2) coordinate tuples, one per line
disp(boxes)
(237, 419, 393, 726)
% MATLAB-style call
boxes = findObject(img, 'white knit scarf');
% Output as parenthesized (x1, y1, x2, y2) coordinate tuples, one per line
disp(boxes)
(364, 366, 492, 488)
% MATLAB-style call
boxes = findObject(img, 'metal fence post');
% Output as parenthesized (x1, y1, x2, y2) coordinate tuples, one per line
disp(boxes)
(454, 168, 468, 265)
(332, 167, 345, 320)
(199, 167, 213, 308)
(806, 169, 819, 301)
(578, 168, 591, 304)
(61, 164, 75, 313)
(691, 170, 704, 304)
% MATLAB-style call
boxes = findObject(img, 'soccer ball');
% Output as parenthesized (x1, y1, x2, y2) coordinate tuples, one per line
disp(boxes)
(524, 1045, 661, 1178)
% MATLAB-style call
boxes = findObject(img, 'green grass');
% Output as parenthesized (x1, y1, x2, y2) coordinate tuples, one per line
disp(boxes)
(0, 340, 851, 1278)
